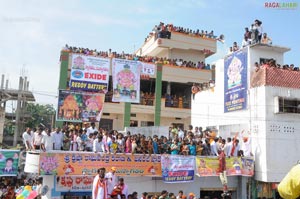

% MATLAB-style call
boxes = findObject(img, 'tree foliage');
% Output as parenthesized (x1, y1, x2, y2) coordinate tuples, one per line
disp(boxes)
(25, 103, 56, 128)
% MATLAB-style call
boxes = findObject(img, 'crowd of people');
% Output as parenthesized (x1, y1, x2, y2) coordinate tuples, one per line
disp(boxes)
(22, 123, 251, 158)
(62, 45, 211, 70)
(93, 167, 227, 199)
(146, 22, 218, 41)
(229, 19, 272, 53)
(254, 58, 299, 72)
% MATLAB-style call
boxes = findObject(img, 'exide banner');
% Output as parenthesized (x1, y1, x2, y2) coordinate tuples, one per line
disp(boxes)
(161, 155, 195, 183)
(69, 54, 110, 93)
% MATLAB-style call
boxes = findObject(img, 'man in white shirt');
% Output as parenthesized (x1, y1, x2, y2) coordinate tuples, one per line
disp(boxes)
(241, 36, 251, 48)
(87, 122, 97, 137)
(105, 167, 118, 196)
(33, 128, 44, 150)
(22, 127, 33, 150)
(51, 127, 63, 150)
(224, 137, 232, 157)
(85, 134, 94, 152)
(242, 137, 252, 157)
(178, 127, 185, 139)
(93, 135, 105, 153)
(210, 138, 219, 156)
(92, 168, 107, 199)
(41, 129, 54, 151)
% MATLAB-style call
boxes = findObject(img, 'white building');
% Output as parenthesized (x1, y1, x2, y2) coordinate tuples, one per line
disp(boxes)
(192, 43, 300, 197)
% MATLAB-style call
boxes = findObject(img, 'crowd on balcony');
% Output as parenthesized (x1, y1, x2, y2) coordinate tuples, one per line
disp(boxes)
(22, 124, 251, 158)
(146, 22, 218, 41)
(165, 94, 190, 108)
(62, 45, 211, 70)
(254, 58, 299, 72)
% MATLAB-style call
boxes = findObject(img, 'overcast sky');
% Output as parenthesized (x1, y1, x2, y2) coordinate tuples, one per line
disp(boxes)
(1, 0, 299, 110)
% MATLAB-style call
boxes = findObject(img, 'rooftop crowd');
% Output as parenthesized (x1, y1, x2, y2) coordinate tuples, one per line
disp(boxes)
(230, 19, 272, 53)
(255, 58, 299, 72)
(62, 45, 211, 70)
(146, 22, 218, 41)
(22, 123, 251, 158)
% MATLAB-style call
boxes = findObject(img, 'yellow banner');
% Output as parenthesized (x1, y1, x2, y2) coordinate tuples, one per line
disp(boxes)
(196, 156, 254, 177)
(39, 152, 162, 176)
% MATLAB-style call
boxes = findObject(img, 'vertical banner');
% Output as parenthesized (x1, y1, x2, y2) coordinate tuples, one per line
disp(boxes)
(161, 155, 195, 183)
(0, 150, 20, 176)
(224, 50, 248, 112)
(70, 54, 110, 93)
(112, 58, 141, 103)
(57, 90, 105, 122)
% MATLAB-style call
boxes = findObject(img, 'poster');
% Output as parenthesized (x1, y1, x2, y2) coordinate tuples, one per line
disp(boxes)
(57, 90, 105, 122)
(56, 175, 94, 192)
(195, 156, 254, 177)
(140, 62, 155, 76)
(161, 155, 195, 183)
(39, 152, 161, 176)
(112, 58, 141, 103)
(0, 150, 20, 176)
(224, 49, 248, 112)
(70, 54, 110, 93)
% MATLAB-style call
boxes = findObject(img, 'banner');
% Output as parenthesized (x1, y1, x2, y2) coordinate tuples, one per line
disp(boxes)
(57, 90, 105, 122)
(161, 155, 195, 183)
(56, 175, 94, 192)
(224, 49, 248, 112)
(140, 62, 155, 76)
(196, 156, 254, 177)
(0, 150, 20, 176)
(112, 58, 141, 103)
(70, 54, 110, 93)
(39, 152, 161, 176)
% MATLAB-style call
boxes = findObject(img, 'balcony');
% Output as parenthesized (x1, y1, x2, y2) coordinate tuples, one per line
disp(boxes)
(103, 95, 191, 119)
(137, 32, 217, 63)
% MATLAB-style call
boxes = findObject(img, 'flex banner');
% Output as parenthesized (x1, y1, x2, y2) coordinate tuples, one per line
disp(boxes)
(224, 49, 248, 112)
(70, 54, 110, 93)
(39, 152, 161, 176)
(0, 150, 20, 176)
(161, 155, 195, 183)
(196, 156, 254, 177)
(112, 58, 141, 103)
(57, 90, 105, 122)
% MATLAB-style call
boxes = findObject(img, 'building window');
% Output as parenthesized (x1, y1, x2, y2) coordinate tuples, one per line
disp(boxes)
(130, 120, 138, 127)
(141, 121, 154, 127)
(278, 97, 300, 114)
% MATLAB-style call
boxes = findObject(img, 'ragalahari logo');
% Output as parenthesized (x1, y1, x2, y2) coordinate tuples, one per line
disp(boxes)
(264, 2, 298, 9)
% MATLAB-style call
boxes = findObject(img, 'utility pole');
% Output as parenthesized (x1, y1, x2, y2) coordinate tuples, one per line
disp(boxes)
(0, 75, 5, 146)
(13, 77, 24, 146)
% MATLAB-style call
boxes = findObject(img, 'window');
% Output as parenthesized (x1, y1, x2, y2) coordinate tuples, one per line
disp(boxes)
(130, 120, 138, 127)
(277, 97, 300, 114)
(141, 121, 154, 127)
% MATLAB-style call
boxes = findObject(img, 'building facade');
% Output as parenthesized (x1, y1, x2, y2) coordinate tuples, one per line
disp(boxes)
(192, 43, 300, 198)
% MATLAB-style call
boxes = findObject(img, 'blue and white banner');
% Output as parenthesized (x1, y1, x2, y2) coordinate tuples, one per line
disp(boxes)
(224, 50, 248, 112)
(69, 54, 110, 93)
(161, 155, 195, 183)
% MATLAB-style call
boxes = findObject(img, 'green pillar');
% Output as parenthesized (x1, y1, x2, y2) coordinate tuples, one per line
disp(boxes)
(124, 103, 131, 127)
(56, 51, 69, 128)
(154, 63, 163, 126)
